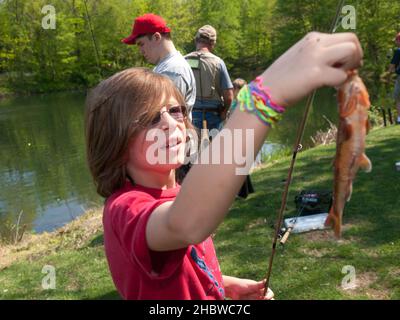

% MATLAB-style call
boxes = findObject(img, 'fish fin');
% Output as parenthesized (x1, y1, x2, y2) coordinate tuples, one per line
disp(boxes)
(340, 94, 357, 118)
(346, 182, 353, 202)
(358, 153, 372, 172)
(325, 213, 334, 227)
(325, 207, 337, 227)
(342, 122, 353, 141)
(325, 208, 342, 238)
(359, 88, 371, 107)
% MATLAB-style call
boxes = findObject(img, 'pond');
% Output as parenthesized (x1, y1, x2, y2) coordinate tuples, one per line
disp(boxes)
(0, 88, 339, 238)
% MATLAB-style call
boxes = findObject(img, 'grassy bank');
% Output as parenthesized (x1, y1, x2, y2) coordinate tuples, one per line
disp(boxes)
(0, 125, 399, 300)
(0, 208, 116, 299)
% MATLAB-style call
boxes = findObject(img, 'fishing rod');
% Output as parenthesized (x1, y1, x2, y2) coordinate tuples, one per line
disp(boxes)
(263, 0, 345, 296)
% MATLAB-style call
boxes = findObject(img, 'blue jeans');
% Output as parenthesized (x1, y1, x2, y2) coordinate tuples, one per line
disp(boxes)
(192, 111, 222, 132)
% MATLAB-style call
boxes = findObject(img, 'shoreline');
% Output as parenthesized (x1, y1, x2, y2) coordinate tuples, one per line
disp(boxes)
(0, 207, 103, 271)
(0, 87, 88, 102)
(0, 91, 13, 101)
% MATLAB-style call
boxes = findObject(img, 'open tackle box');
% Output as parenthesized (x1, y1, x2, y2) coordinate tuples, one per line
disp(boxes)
(282, 190, 333, 235)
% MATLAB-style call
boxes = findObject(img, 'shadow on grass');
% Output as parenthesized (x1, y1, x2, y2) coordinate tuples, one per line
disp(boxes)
(88, 233, 104, 247)
(346, 134, 400, 247)
(89, 290, 121, 300)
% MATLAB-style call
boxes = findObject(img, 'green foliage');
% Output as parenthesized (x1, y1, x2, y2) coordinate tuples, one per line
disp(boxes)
(0, 0, 399, 102)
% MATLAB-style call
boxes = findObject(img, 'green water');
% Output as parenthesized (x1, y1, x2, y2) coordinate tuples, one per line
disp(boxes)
(0, 89, 338, 237)
(0, 92, 102, 238)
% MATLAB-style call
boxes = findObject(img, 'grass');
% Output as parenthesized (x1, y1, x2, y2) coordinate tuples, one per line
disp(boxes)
(217, 124, 400, 299)
(0, 125, 399, 300)
(0, 209, 118, 300)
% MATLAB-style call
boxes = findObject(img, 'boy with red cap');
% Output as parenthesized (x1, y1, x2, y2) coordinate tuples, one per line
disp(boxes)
(389, 32, 400, 124)
(122, 13, 196, 118)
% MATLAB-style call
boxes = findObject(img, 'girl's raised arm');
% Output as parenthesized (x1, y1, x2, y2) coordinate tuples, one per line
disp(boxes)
(146, 32, 363, 251)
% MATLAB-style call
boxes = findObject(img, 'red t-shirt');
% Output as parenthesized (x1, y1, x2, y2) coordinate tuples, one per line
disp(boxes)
(103, 181, 225, 300)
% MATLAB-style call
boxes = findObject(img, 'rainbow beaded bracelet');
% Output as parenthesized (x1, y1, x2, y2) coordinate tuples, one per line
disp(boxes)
(233, 77, 285, 127)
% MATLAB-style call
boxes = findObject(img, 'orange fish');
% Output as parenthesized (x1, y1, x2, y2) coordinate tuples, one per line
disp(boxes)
(324, 71, 372, 238)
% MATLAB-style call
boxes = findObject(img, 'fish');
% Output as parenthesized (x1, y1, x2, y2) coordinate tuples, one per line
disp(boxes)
(324, 70, 372, 238)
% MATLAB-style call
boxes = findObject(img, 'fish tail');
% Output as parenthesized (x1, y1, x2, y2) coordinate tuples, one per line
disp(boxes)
(358, 153, 372, 173)
(324, 207, 337, 227)
(325, 207, 342, 238)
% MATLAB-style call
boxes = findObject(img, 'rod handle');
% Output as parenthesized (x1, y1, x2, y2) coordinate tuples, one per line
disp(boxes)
(280, 227, 293, 245)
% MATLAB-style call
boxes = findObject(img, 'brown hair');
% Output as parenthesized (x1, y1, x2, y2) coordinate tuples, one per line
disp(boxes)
(232, 78, 247, 90)
(85, 67, 191, 198)
(139, 32, 171, 41)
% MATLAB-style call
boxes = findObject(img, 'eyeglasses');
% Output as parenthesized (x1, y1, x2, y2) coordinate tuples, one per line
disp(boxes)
(149, 105, 187, 126)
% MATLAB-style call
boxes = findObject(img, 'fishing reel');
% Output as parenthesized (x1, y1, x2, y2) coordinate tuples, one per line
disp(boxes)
(275, 190, 333, 247)
(278, 226, 292, 246)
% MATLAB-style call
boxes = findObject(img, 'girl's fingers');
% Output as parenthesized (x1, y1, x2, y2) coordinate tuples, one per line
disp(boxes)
(308, 32, 363, 71)
(322, 42, 363, 70)
(321, 32, 363, 55)
(257, 280, 266, 288)
(302, 32, 362, 58)
(321, 66, 348, 87)
(263, 287, 274, 300)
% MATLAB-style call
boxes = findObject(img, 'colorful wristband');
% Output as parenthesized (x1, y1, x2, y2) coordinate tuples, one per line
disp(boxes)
(234, 77, 285, 127)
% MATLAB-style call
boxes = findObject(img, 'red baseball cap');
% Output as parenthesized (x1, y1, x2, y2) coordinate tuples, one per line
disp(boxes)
(121, 13, 171, 45)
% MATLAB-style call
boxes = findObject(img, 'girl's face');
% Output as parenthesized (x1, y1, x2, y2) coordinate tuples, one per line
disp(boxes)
(127, 96, 188, 175)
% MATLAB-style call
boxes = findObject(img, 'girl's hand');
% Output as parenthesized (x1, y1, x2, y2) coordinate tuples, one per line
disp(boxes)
(223, 276, 274, 300)
(261, 32, 363, 107)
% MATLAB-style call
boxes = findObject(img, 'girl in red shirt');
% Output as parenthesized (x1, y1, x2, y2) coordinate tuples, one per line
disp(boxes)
(84, 32, 363, 300)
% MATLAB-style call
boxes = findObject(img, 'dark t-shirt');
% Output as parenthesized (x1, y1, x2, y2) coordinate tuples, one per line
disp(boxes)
(391, 48, 400, 74)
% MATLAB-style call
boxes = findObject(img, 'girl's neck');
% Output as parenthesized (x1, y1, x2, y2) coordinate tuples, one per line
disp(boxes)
(130, 169, 177, 190)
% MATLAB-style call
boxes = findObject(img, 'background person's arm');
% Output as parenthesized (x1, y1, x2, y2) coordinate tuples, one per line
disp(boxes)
(219, 59, 234, 119)
(221, 88, 234, 119)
